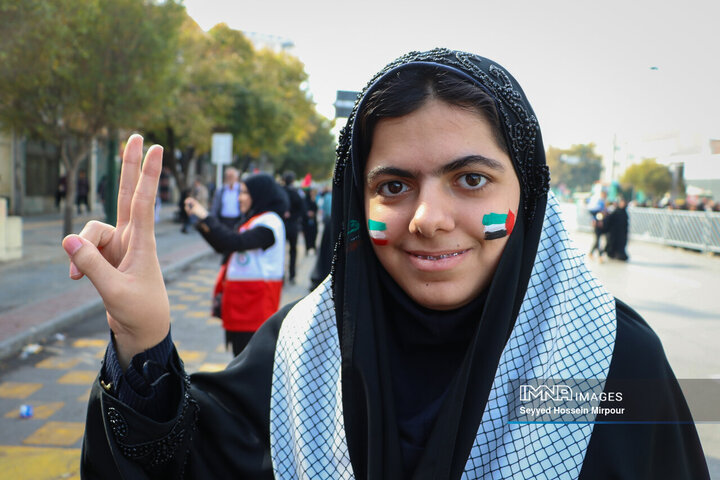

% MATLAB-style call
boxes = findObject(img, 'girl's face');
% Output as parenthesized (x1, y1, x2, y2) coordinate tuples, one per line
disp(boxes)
(238, 182, 252, 214)
(364, 99, 520, 310)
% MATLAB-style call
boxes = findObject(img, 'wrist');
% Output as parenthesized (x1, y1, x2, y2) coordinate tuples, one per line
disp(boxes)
(112, 324, 170, 371)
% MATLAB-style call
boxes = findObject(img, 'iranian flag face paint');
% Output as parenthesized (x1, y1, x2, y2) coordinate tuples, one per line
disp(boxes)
(368, 219, 388, 245)
(483, 210, 515, 240)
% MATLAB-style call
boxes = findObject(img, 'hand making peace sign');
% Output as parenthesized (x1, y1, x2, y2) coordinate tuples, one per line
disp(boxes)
(61, 134, 170, 369)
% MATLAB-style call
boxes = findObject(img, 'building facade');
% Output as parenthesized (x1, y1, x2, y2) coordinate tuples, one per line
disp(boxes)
(0, 129, 107, 216)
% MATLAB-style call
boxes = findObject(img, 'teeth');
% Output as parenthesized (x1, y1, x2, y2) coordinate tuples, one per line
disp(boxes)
(415, 251, 462, 260)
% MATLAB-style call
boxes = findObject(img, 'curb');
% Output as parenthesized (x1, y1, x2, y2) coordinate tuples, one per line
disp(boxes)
(0, 248, 216, 362)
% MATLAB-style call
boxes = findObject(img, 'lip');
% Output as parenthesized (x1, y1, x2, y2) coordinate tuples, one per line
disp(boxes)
(406, 248, 471, 272)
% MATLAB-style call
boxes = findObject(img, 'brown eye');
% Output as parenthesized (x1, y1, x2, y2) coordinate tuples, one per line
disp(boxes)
(379, 181, 408, 196)
(458, 173, 487, 190)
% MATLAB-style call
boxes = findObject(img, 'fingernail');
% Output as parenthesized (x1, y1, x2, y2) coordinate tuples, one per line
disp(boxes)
(63, 236, 83, 256)
(70, 262, 80, 278)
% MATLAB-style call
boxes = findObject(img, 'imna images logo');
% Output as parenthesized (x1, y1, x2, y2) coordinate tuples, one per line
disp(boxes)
(519, 383, 623, 403)
(520, 384, 573, 402)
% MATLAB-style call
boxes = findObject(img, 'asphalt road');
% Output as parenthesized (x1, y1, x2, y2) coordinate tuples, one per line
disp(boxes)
(564, 212, 720, 478)
(0, 243, 317, 479)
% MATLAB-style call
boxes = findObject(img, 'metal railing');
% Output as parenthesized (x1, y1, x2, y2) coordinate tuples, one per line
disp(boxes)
(576, 204, 720, 254)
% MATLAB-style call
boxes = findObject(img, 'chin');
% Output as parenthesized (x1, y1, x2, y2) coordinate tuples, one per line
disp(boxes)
(407, 286, 476, 311)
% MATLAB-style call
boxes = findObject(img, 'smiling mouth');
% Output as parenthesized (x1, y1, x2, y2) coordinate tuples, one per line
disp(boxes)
(411, 249, 470, 260)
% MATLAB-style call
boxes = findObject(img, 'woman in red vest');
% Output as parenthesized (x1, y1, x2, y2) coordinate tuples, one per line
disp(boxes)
(184, 173, 287, 356)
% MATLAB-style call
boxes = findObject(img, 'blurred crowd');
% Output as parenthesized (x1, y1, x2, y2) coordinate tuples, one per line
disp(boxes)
(634, 193, 720, 212)
(179, 167, 334, 282)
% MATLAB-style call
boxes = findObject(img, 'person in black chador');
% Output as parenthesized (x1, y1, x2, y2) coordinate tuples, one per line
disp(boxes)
(281, 171, 304, 283)
(64, 49, 708, 479)
(302, 187, 319, 254)
(587, 190, 607, 261)
(604, 197, 630, 261)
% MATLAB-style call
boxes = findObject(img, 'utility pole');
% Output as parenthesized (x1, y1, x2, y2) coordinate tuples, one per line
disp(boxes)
(610, 134, 618, 182)
(104, 135, 118, 226)
(11, 132, 25, 216)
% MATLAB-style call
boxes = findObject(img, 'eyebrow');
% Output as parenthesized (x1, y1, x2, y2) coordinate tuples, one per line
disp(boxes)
(365, 155, 505, 185)
(435, 155, 505, 176)
(365, 166, 415, 185)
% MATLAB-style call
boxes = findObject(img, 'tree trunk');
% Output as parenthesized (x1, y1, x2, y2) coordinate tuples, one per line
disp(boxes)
(162, 125, 187, 193)
(11, 133, 25, 215)
(178, 146, 195, 189)
(60, 137, 91, 237)
(276, 158, 289, 175)
(239, 154, 253, 174)
(61, 138, 77, 238)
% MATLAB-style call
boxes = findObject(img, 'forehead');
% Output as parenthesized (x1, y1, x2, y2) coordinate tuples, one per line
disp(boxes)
(364, 100, 513, 176)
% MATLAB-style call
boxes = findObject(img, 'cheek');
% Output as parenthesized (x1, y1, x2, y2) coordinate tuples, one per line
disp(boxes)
(365, 199, 400, 247)
(367, 218, 389, 246)
(481, 209, 516, 241)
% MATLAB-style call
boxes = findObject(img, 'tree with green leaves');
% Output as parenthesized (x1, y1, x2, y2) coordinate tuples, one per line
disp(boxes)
(0, 0, 184, 235)
(546, 143, 603, 192)
(620, 158, 672, 200)
(141, 21, 333, 191)
(225, 46, 318, 168)
(141, 19, 254, 192)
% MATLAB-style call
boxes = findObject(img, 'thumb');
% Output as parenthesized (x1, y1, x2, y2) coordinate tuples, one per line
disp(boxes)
(62, 234, 119, 289)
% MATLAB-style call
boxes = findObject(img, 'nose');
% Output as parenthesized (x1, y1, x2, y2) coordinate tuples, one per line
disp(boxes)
(408, 188, 454, 237)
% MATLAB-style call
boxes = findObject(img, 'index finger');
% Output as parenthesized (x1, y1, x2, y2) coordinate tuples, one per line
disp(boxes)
(117, 134, 144, 227)
(128, 145, 164, 253)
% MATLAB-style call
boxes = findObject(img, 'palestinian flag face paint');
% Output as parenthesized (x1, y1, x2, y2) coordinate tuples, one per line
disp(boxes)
(483, 210, 515, 240)
(368, 219, 388, 245)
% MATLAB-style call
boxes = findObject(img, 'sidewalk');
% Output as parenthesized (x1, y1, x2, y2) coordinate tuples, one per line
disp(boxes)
(0, 205, 216, 362)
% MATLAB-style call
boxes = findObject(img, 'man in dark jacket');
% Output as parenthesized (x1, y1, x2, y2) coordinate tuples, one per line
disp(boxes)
(76, 170, 90, 214)
(209, 167, 242, 229)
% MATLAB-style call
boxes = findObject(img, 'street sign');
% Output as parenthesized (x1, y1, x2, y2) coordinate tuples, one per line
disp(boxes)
(211, 133, 233, 165)
(335, 90, 360, 118)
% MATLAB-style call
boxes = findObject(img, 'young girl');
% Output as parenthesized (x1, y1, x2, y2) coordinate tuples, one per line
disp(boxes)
(65, 49, 708, 479)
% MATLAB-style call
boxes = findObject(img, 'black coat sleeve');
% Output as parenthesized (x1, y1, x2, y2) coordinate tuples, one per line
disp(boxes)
(195, 215, 274, 255)
(579, 299, 710, 479)
(81, 302, 298, 479)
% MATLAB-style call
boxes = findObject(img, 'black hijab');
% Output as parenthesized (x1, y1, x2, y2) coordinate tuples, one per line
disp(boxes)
(329, 49, 550, 478)
(243, 173, 289, 219)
